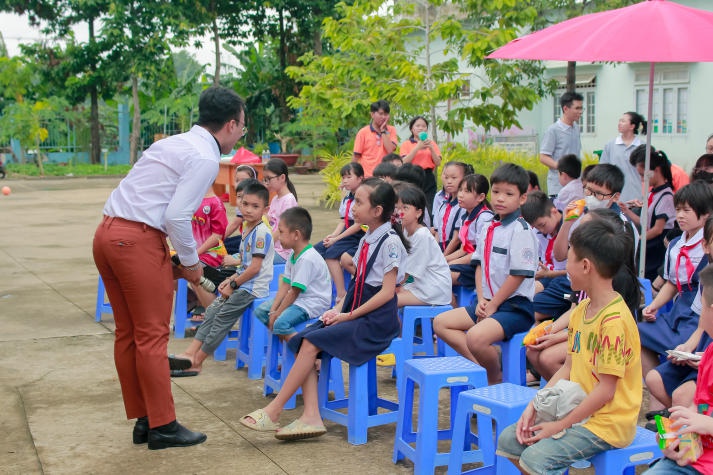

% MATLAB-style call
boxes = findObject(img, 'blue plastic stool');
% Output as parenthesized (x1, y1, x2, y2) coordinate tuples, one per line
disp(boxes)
(393, 356, 488, 474)
(638, 277, 653, 307)
(263, 320, 346, 409)
(495, 332, 527, 386)
(95, 275, 113, 322)
(455, 286, 476, 307)
(587, 426, 661, 474)
(213, 328, 239, 361)
(172, 278, 194, 339)
(448, 383, 537, 475)
(318, 354, 399, 445)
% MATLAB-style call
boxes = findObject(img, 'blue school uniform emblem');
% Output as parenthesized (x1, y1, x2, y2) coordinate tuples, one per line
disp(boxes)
(521, 248, 536, 266)
(388, 243, 399, 259)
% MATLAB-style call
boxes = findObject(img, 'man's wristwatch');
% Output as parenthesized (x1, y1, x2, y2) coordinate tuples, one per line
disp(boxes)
(230, 280, 238, 290)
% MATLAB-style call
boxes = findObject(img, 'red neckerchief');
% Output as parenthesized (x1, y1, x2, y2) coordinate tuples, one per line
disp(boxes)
(675, 236, 703, 293)
(352, 241, 370, 312)
(441, 200, 453, 251)
(545, 234, 557, 270)
(483, 220, 502, 296)
(343, 194, 353, 229)
(460, 205, 489, 254)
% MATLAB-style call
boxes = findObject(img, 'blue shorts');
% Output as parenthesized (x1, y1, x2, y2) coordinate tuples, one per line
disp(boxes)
(654, 331, 711, 396)
(644, 457, 703, 474)
(497, 423, 614, 475)
(533, 275, 573, 319)
(253, 299, 310, 335)
(465, 296, 534, 340)
(450, 263, 475, 288)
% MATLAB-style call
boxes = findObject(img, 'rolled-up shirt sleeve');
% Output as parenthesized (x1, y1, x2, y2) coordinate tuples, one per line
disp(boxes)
(165, 158, 219, 266)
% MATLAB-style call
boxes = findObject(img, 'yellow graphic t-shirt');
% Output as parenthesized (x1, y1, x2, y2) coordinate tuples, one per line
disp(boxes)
(567, 294, 642, 448)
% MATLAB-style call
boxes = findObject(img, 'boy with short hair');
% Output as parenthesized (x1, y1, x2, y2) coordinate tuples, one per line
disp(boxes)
(498, 219, 643, 474)
(467, 163, 538, 383)
(254, 207, 332, 339)
(643, 264, 713, 474)
(168, 181, 274, 376)
(553, 154, 583, 212)
(521, 191, 567, 296)
(373, 162, 398, 182)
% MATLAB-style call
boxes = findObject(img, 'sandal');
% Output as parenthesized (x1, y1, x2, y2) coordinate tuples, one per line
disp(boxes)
(274, 419, 327, 441)
(240, 409, 280, 432)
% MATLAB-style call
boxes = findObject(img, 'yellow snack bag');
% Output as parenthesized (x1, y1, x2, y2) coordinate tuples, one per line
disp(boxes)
(655, 415, 703, 464)
(565, 199, 586, 221)
(523, 320, 554, 346)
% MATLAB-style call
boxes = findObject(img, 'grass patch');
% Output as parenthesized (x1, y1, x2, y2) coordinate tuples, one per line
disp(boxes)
(6, 163, 132, 177)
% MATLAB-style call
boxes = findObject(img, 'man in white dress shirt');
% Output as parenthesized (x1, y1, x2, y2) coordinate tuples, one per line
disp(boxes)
(92, 86, 245, 449)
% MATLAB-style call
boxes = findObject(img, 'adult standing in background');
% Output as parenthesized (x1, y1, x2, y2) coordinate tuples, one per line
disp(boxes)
(599, 111, 646, 204)
(353, 100, 398, 177)
(400, 115, 442, 213)
(93, 86, 246, 450)
(540, 91, 583, 196)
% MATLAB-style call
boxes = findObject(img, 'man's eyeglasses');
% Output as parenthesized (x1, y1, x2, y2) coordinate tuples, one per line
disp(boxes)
(583, 186, 614, 201)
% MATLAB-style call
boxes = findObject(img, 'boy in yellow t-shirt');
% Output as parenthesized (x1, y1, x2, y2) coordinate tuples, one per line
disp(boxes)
(497, 219, 642, 474)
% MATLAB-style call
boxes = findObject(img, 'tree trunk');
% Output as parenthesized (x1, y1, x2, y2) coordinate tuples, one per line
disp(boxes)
(89, 19, 101, 164)
(313, 27, 322, 55)
(566, 61, 576, 92)
(130, 75, 141, 164)
(212, 16, 221, 85)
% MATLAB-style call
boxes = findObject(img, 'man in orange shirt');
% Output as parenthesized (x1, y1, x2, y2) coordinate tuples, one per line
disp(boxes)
(353, 100, 398, 177)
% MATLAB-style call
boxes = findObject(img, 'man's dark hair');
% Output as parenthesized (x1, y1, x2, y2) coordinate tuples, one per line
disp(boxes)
(373, 162, 398, 179)
(371, 99, 390, 113)
(381, 153, 403, 166)
(585, 164, 624, 194)
(197, 86, 245, 133)
(490, 163, 529, 195)
(570, 219, 631, 279)
(674, 180, 713, 219)
(557, 154, 581, 179)
(236, 178, 260, 194)
(279, 207, 312, 241)
(521, 191, 555, 225)
(560, 91, 584, 111)
(242, 180, 269, 206)
(394, 163, 425, 188)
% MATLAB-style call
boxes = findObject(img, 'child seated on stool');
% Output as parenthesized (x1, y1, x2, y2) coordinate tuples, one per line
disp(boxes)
(497, 219, 642, 474)
(167, 181, 274, 377)
(643, 264, 713, 474)
(434, 164, 538, 384)
(254, 207, 332, 340)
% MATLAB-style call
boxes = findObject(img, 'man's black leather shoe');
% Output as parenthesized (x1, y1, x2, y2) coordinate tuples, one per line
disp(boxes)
(133, 417, 149, 444)
(148, 422, 207, 450)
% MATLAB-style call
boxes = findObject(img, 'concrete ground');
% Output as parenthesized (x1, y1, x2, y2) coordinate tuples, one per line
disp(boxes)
(0, 174, 644, 474)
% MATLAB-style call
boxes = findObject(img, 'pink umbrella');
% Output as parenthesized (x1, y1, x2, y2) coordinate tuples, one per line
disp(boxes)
(487, 0, 713, 276)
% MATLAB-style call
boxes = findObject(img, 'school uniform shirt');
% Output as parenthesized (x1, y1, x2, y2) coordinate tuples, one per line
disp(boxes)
(457, 204, 494, 254)
(103, 125, 220, 266)
(663, 228, 706, 291)
(267, 192, 298, 260)
(192, 195, 229, 267)
(339, 192, 356, 227)
(690, 344, 713, 473)
(433, 190, 464, 249)
(552, 178, 584, 212)
(353, 124, 399, 177)
(238, 221, 274, 298)
(568, 294, 642, 448)
(535, 230, 567, 271)
(540, 119, 581, 195)
(399, 138, 441, 170)
(283, 245, 332, 319)
(646, 183, 675, 231)
(567, 204, 640, 254)
(402, 226, 451, 305)
(353, 222, 406, 287)
(472, 211, 538, 300)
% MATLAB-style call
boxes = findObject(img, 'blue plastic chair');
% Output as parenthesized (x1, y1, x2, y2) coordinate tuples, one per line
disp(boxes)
(495, 331, 528, 386)
(587, 426, 661, 474)
(393, 356, 488, 474)
(318, 354, 399, 445)
(95, 275, 113, 322)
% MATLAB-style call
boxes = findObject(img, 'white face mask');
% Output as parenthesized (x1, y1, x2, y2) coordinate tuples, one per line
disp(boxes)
(585, 195, 608, 210)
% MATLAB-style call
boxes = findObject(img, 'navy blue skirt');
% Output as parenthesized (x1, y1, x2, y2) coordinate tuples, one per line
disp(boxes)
(638, 289, 699, 354)
(288, 282, 399, 366)
(314, 231, 363, 260)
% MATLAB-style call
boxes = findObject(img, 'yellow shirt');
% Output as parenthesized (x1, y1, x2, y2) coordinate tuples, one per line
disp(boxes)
(567, 294, 642, 448)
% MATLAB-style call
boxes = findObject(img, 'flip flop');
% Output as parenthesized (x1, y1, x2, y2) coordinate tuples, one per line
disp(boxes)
(170, 369, 199, 377)
(274, 419, 327, 441)
(376, 353, 396, 367)
(168, 355, 192, 371)
(240, 409, 280, 432)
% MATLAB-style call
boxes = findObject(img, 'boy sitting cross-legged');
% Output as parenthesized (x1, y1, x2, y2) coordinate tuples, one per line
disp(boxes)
(497, 219, 643, 474)
(254, 207, 332, 340)
(434, 163, 538, 384)
(168, 181, 274, 376)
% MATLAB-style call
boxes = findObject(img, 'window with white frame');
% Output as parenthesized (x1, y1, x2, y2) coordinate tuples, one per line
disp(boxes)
(551, 74, 597, 134)
(634, 68, 689, 135)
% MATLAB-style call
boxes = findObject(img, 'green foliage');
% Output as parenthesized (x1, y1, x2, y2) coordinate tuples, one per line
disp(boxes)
(6, 162, 132, 177)
(318, 150, 352, 208)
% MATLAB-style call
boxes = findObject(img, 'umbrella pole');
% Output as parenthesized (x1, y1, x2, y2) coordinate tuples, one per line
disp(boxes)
(638, 62, 655, 278)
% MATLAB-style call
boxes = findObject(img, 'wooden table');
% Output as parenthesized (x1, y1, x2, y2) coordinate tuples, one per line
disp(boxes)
(213, 161, 265, 206)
